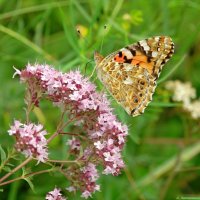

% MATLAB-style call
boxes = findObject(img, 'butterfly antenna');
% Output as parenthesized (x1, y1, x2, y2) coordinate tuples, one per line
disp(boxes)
(84, 60, 93, 74)
(88, 62, 97, 79)
(76, 26, 94, 78)
(79, 25, 106, 79)
(90, 25, 107, 80)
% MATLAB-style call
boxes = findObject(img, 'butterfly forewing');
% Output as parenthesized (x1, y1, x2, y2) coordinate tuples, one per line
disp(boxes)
(94, 36, 174, 116)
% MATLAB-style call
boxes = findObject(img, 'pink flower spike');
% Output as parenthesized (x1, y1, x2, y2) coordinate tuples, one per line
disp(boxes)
(66, 137, 81, 154)
(46, 187, 67, 200)
(94, 141, 105, 150)
(81, 190, 92, 199)
(8, 120, 48, 163)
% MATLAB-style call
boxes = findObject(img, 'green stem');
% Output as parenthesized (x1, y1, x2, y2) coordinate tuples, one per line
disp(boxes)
(137, 142, 200, 187)
(0, 168, 53, 187)
(0, 149, 15, 172)
(47, 159, 78, 164)
(0, 1, 70, 20)
(0, 112, 75, 183)
(0, 25, 55, 63)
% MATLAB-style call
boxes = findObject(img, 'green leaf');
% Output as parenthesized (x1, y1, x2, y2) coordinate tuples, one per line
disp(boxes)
(21, 167, 34, 191)
(150, 102, 181, 107)
(23, 177, 35, 192)
(3, 166, 11, 172)
(0, 145, 6, 162)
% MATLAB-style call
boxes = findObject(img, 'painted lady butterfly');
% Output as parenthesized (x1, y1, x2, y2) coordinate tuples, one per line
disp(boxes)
(94, 36, 174, 116)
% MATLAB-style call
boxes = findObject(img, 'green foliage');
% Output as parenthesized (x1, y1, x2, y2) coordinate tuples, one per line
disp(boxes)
(21, 167, 35, 192)
(0, 147, 16, 173)
(0, 146, 6, 164)
(0, 0, 200, 199)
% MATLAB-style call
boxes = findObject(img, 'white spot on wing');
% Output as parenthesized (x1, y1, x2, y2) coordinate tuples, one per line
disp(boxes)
(125, 65, 133, 71)
(125, 107, 131, 115)
(152, 51, 158, 57)
(139, 40, 150, 51)
(139, 40, 147, 46)
(122, 48, 133, 59)
(154, 36, 160, 42)
(123, 76, 133, 85)
(143, 45, 150, 51)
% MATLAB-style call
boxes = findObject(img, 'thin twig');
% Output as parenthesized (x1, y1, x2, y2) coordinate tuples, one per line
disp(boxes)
(47, 159, 78, 164)
(124, 167, 146, 200)
(0, 168, 53, 186)
(0, 157, 32, 184)
(159, 148, 182, 200)
(178, 166, 200, 172)
(59, 132, 87, 140)
(47, 131, 59, 143)
(137, 142, 200, 187)
(47, 116, 77, 143)
(142, 137, 199, 145)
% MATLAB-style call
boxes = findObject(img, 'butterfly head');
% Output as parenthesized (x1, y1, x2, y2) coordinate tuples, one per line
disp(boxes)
(94, 51, 104, 66)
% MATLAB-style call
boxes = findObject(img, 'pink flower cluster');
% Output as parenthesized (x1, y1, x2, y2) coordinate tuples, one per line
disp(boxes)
(17, 64, 97, 110)
(46, 188, 66, 200)
(80, 163, 100, 199)
(14, 64, 128, 198)
(8, 120, 48, 162)
(66, 163, 100, 199)
(66, 137, 81, 154)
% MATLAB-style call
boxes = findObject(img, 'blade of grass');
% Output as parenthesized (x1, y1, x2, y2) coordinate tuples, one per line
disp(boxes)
(110, 0, 124, 19)
(58, 4, 80, 55)
(158, 54, 186, 84)
(0, 25, 55, 63)
(72, 0, 91, 23)
(137, 141, 200, 187)
(62, 57, 81, 71)
(107, 0, 142, 41)
(7, 171, 22, 200)
(150, 102, 181, 107)
(161, 0, 169, 32)
(109, 19, 142, 41)
(0, 1, 71, 20)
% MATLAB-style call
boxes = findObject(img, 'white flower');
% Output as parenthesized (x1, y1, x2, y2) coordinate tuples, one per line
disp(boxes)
(165, 80, 196, 106)
(184, 100, 200, 119)
(166, 80, 200, 119)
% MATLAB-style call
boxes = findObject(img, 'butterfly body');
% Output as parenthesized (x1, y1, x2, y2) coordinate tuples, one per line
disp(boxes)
(94, 36, 174, 116)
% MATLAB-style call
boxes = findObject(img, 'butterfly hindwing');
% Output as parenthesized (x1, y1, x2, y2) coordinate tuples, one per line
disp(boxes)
(94, 36, 174, 116)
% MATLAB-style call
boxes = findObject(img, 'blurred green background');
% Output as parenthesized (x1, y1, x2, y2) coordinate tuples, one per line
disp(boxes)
(0, 0, 200, 199)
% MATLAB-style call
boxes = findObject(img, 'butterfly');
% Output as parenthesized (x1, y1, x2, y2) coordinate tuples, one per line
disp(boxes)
(94, 36, 174, 116)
